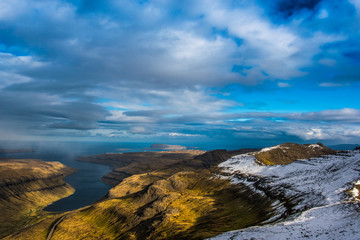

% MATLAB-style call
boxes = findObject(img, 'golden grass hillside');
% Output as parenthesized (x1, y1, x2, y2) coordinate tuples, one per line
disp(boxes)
(7, 170, 277, 240)
(254, 143, 336, 165)
(0, 158, 76, 238)
(5, 148, 276, 240)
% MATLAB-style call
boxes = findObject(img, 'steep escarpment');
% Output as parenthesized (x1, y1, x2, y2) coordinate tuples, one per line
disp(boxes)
(254, 142, 336, 165)
(194, 148, 258, 168)
(0, 158, 76, 237)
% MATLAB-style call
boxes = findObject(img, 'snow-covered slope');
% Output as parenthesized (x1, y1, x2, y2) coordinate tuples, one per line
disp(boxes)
(210, 150, 360, 240)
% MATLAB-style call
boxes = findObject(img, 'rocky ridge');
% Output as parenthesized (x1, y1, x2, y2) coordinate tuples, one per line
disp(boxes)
(253, 142, 336, 165)
(212, 145, 360, 239)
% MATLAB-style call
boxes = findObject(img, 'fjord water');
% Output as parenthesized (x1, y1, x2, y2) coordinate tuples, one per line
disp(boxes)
(0, 142, 151, 212)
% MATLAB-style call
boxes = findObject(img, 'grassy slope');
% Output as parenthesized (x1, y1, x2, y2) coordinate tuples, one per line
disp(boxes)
(6, 148, 277, 240)
(255, 143, 336, 165)
(45, 170, 275, 240)
(0, 159, 76, 237)
(8, 169, 275, 240)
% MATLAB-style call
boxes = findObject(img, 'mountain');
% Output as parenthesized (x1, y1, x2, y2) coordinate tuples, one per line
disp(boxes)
(212, 147, 360, 239)
(253, 142, 336, 165)
(4, 143, 360, 240)
(5, 149, 278, 240)
(0, 158, 76, 238)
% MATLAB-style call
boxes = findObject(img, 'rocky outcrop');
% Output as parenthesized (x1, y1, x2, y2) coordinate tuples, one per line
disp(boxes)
(254, 143, 336, 165)
(194, 149, 258, 168)
(0, 159, 76, 238)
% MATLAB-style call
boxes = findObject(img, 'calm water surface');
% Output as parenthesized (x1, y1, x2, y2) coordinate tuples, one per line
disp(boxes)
(0, 142, 151, 212)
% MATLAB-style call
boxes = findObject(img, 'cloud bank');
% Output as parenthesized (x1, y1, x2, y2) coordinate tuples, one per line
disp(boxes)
(0, 0, 359, 146)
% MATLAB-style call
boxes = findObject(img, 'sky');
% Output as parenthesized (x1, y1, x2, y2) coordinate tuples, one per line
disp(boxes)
(0, 0, 360, 148)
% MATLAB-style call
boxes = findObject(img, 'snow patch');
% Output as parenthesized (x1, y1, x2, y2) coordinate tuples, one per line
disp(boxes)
(258, 144, 291, 153)
(350, 180, 360, 200)
(308, 144, 322, 149)
(210, 151, 360, 240)
(259, 145, 281, 152)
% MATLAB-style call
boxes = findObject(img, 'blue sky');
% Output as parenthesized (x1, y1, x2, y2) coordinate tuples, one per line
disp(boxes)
(0, 0, 360, 147)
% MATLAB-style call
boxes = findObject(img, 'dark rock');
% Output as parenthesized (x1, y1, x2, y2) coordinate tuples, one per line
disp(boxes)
(195, 148, 258, 168)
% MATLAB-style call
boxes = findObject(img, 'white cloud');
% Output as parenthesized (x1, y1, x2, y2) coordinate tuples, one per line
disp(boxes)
(128, 126, 152, 134)
(0, 0, 74, 21)
(0, 53, 46, 68)
(349, 0, 360, 13)
(319, 82, 344, 87)
(168, 132, 202, 137)
(318, 58, 336, 66)
(285, 124, 360, 141)
(277, 82, 291, 88)
(318, 9, 329, 19)
(189, 0, 343, 83)
(0, 71, 31, 89)
(106, 110, 154, 123)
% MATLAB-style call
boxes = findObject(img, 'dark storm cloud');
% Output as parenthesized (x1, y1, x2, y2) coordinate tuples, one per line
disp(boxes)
(276, 0, 322, 17)
(344, 51, 360, 62)
(0, 91, 108, 131)
(48, 121, 98, 130)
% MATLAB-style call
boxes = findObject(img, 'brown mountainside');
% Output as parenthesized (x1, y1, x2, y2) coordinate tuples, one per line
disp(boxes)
(254, 143, 337, 165)
(0, 159, 76, 238)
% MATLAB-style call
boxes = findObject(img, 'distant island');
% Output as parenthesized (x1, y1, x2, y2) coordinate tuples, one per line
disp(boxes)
(146, 143, 187, 150)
